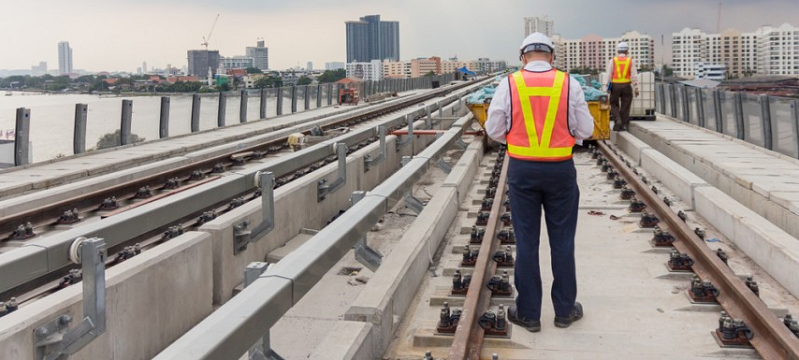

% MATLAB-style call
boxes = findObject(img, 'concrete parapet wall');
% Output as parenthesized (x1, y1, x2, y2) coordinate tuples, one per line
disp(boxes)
(639, 149, 710, 210)
(308, 321, 376, 360)
(694, 187, 799, 297)
(0, 232, 213, 360)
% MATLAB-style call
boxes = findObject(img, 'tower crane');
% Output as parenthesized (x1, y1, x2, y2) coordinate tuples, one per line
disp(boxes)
(201, 14, 220, 50)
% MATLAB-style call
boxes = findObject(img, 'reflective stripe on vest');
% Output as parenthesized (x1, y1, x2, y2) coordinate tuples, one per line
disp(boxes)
(612, 56, 631, 83)
(506, 69, 574, 161)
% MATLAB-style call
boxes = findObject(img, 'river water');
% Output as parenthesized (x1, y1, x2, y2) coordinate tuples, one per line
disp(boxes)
(0, 89, 327, 162)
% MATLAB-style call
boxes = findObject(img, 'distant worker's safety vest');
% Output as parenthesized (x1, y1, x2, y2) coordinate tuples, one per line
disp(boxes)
(506, 69, 574, 162)
(611, 56, 632, 84)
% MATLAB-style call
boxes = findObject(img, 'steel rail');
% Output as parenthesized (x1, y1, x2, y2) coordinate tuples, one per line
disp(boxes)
(0, 81, 487, 298)
(598, 141, 799, 360)
(448, 154, 509, 360)
(0, 80, 479, 241)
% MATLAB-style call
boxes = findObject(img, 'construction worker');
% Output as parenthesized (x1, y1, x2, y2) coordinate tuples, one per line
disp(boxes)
(485, 32, 594, 332)
(607, 42, 639, 131)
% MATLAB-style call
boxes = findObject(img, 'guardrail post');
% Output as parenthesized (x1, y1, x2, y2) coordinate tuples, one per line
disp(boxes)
(792, 99, 799, 158)
(242, 262, 281, 360)
(14, 108, 31, 166)
(438, 101, 443, 118)
(317, 143, 348, 202)
(713, 90, 723, 132)
(120, 100, 133, 145)
(216, 92, 226, 128)
(327, 84, 333, 105)
(276, 87, 283, 116)
(669, 84, 677, 117)
(351, 191, 383, 271)
(760, 94, 772, 150)
(260, 88, 267, 119)
(189, 94, 200, 133)
(316, 84, 322, 108)
(304, 85, 310, 110)
(734, 92, 745, 140)
(290, 86, 297, 113)
(695, 87, 705, 127)
(159, 97, 170, 138)
(681, 85, 690, 122)
(74, 104, 87, 154)
(240, 90, 248, 123)
(233, 171, 275, 254)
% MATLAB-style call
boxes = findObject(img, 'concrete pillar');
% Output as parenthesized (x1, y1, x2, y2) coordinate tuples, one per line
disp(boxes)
(276, 87, 283, 116)
(120, 100, 133, 145)
(291, 86, 297, 113)
(260, 88, 267, 119)
(304, 85, 310, 110)
(240, 90, 248, 123)
(159, 97, 170, 138)
(191, 94, 201, 133)
(316, 84, 322, 108)
(74, 103, 87, 154)
(760, 95, 772, 150)
(14, 108, 30, 166)
(217, 92, 226, 128)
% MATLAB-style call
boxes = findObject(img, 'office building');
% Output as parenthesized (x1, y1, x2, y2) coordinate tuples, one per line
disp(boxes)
(694, 63, 727, 81)
(220, 56, 255, 71)
(346, 15, 400, 62)
(307, 62, 313, 71)
(524, 16, 554, 37)
(552, 31, 655, 74)
(410, 57, 441, 77)
(246, 39, 269, 70)
(187, 50, 221, 80)
(672, 23, 798, 78)
(325, 62, 345, 70)
(346, 60, 383, 81)
(58, 41, 73, 75)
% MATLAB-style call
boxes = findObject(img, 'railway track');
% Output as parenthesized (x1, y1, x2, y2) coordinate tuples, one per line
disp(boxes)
(422, 141, 799, 360)
(0, 79, 489, 306)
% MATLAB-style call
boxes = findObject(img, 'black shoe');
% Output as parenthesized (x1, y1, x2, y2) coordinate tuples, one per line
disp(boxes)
(612, 125, 621, 131)
(554, 302, 583, 328)
(507, 306, 541, 332)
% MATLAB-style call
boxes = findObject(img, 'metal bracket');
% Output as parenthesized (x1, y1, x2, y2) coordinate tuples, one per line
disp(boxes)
(436, 158, 452, 174)
(233, 171, 275, 255)
(404, 192, 426, 214)
(425, 107, 432, 129)
(243, 263, 284, 360)
(397, 114, 414, 151)
(364, 126, 387, 172)
(456, 139, 468, 150)
(350, 191, 383, 271)
(317, 143, 348, 202)
(35, 238, 107, 360)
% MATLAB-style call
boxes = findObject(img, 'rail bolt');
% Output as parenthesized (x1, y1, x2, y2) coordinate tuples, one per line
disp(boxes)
(503, 199, 511, 212)
(190, 170, 204, 180)
(135, 186, 152, 199)
(620, 187, 636, 200)
(470, 226, 486, 243)
(100, 196, 119, 210)
(165, 177, 180, 190)
(689, 275, 719, 303)
(745, 276, 759, 297)
(613, 177, 627, 189)
(677, 210, 687, 222)
(639, 211, 659, 228)
(500, 213, 512, 227)
(668, 249, 694, 271)
(716, 248, 729, 265)
(629, 198, 646, 213)
(481, 198, 494, 211)
(652, 228, 674, 247)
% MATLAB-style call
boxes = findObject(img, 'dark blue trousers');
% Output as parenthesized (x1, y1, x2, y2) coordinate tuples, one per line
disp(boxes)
(508, 157, 579, 320)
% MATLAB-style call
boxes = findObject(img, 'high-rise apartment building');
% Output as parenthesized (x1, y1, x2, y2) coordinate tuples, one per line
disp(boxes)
(220, 56, 255, 71)
(346, 15, 400, 62)
(31, 62, 47, 76)
(58, 41, 73, 75)
(325, 62, 345, 70)
(552, 31, 655, 74)
(246, 39, 269, 70)
(672, 23, 799, 79)
(524, 16, 554, 37)
(346, 60, 383, 81)
(187, 50, 221, 79)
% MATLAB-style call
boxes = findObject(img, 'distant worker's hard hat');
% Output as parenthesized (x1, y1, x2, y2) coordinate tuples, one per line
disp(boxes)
(617, 42, 629, 52)
(520, 32, 555, 54)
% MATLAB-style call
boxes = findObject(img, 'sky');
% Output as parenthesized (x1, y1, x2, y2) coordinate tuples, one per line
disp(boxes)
(1, 0, 797, 73)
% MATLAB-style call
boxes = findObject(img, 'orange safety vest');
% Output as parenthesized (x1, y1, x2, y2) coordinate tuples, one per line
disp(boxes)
(506, 69, 574, 162)
(611, 56, 632, 83)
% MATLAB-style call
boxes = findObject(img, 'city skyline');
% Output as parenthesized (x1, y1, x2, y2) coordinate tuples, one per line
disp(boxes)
(1, 0, 798, 73)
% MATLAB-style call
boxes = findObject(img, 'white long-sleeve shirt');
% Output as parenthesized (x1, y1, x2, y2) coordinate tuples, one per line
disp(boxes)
(605, 54, 639, 88)
(485, 61, 594, 146)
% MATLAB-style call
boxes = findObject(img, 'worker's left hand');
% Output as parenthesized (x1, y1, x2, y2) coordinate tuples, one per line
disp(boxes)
(634, 88, 640, 97)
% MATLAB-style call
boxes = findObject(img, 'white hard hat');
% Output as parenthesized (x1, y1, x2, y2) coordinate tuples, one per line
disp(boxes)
(520, 32, 555, 54)
(617, 42, 629, 52)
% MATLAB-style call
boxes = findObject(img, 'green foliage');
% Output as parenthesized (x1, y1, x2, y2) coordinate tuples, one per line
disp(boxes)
(155, 81, 204, 93)
(246, 67, 263, 74)
(317, 69, 346, 83)
(569, 67, 599, 75)
(297, 76, 313, 86)
(96, 130, 145, 150)
(424, 71, 436, 77)
(218, 83, 231, 92)
(254, 76, 282, 88)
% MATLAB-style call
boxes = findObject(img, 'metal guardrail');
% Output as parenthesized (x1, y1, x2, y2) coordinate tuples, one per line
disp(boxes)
(153, 113, 477, 360)
(0, 78, 488, 298)
(655, 82, 799, 158)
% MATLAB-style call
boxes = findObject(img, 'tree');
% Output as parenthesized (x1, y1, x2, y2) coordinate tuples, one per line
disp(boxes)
(218, 83, 231, 92)
(569, 67, 598, 75)
(317, 69, 346, 83)
(95, 130, 145, 150)
(424, 71, 436, 77)
(246, 67, 263, 74)
(254, 76, 282, 88)
(297, 76, 313, 86)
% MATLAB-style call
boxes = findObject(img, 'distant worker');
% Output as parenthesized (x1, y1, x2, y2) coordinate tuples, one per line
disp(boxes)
(606, 42, 639, 131)
(485, 32, 594, 332)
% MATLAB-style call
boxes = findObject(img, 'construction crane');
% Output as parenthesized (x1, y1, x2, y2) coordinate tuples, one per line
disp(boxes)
(201, 14, 220, 50)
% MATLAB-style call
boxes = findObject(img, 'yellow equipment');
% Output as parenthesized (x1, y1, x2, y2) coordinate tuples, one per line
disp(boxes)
(588, 95, 610, 140)
(467, 102, 490, 129)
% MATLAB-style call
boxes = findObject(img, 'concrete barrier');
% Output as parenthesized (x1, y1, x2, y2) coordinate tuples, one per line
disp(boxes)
(613, 132, 651, 166)
(0, 232, 213, 360)
(694, 187, 799, 297)
(639, 149, 710, 209)
(308, 321, 376, 360)
(331, 139, 483, 357)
